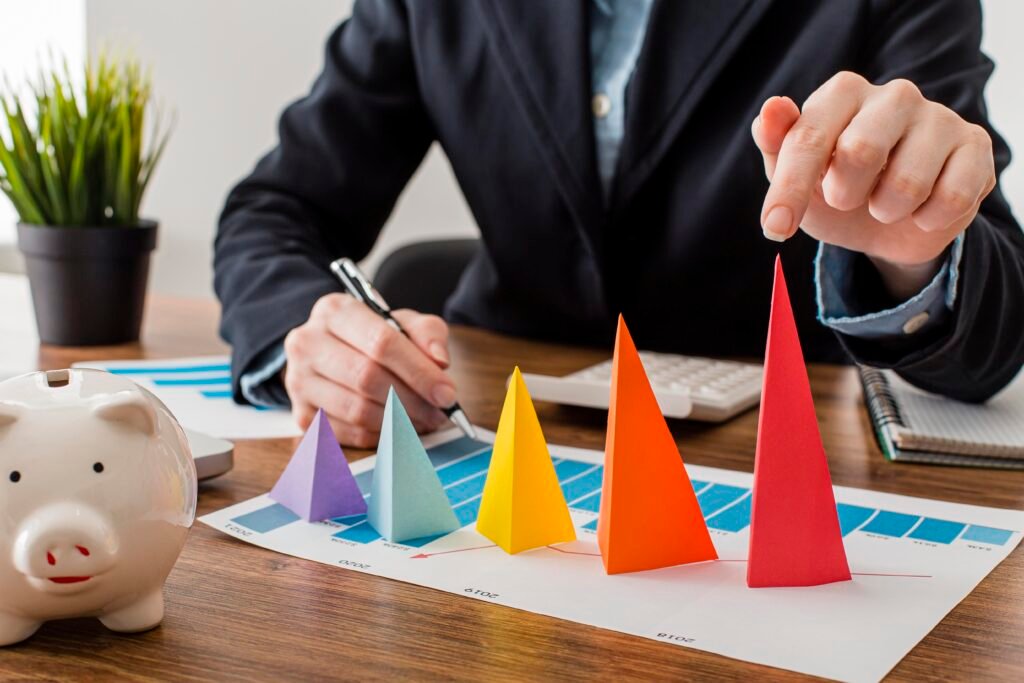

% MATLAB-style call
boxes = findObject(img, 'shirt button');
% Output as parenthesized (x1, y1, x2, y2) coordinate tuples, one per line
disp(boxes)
(902, 312, 930, 335)
(592, 93, 611, 118)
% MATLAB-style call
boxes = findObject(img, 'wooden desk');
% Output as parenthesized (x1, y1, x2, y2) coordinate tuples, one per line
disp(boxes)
(4, 296, 1023, 681)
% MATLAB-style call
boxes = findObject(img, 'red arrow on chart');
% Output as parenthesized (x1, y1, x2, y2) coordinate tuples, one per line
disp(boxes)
(411, 544, 497, 559)
(545, 545, 601, 557)
(718, 558, 930, 578)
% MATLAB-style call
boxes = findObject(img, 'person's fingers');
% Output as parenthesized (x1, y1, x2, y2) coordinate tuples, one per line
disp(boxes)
(388, 378, 449, 431)
(325, 417, 380, 449)
(866, 128, 956, 226)
(291, 398, 317, 433)
(911, 130, 995, 232)
(392, 309, 451, 368)
(822, 87, 918, 212)
(309, 342, 447, 430)
(311, 294, 457, 410)
(751, 96, 800, 180)
(292, 372, 387, 435)
(761, 72, 867, 241)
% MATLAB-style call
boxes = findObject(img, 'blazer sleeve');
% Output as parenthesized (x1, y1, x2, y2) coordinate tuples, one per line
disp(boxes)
(214, 0, 433, 401)
(834, 0, 1024, 401)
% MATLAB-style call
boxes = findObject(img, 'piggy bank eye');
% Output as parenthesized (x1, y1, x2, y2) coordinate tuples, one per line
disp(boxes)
(9, 471, 20, 483)
(93, 462, 104, 474)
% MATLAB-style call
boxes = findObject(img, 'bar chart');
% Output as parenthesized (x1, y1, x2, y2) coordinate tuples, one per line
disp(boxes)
(203, 431, 1024, 683)
(230, 436, 1016, 548)
(104, 361, 241, 402)
(73, 356, 300, 439)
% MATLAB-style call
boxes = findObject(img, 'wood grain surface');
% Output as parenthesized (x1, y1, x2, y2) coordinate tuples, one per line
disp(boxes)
(2, 296, 1021, 682)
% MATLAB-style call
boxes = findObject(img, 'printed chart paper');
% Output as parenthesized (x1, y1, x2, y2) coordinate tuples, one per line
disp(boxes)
(202, 429, 1024, 682)
(73, 356, 300, 439)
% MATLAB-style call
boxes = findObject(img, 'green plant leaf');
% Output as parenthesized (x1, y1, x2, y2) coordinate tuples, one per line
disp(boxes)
(0, 52, 172, 227)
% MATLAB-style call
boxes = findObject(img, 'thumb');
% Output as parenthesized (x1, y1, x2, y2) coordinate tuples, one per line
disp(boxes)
(752, 96, 801, 179)
(391, 309, 451, 369)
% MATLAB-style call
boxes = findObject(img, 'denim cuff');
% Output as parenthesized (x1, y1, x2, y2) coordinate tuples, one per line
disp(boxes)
(239, 343, 290, 408)
(815, 235, 964, 340)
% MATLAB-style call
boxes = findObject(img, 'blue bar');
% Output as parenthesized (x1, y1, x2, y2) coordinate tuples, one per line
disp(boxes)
(561, 467, 604, 502)
(106, 363, 231, 375)
(232, 503, 299, 533)
(907, 518, 966, 544)
(962, 525, 1014, 546)
(153, 376, 232, 386)
(444, 472, 488, 506)
(691, 480, 710, 492)
(436, 451, 492, 486)
(554, 460, 593, 480)
(706, 493, 752, 532)
(331, 514, 367, 526)
(697, 484, 749, 517)
(200, 390, 234, 399)
(861, 510, 920, 538)
(333, 522, 382, 544)
(582, 518, 599, 531)
(427, 437, 491, 467)
(571, 491, 602, 512)
(454, 497, 482, 526)
(403, 532, 450, 548)
(837, 504, 876, 536)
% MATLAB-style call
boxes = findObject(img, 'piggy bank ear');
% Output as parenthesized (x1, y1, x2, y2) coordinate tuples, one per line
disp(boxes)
(92, 392, 157, 436)
(0, 403, 20, 428)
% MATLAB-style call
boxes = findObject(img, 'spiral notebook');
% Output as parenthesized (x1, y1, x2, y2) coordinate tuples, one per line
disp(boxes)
(860, 367, 1024, 468)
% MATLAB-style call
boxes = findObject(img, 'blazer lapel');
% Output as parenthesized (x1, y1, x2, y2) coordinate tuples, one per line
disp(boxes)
(474, 0, 605, 244)
(613, 0, 774, 208)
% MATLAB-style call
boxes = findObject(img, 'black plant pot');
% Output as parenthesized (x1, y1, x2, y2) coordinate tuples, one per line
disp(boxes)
(17, 221, 158, 346)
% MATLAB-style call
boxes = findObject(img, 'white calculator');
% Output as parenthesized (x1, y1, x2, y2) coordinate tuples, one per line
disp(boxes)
(521, 352, 763, 422)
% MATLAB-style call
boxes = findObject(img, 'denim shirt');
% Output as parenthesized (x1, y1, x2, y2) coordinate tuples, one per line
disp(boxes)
(240, 0, 961, 407)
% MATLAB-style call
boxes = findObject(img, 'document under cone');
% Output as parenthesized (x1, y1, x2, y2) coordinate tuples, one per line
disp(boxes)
(747, 256, 851, 587)
(476, 367, 576, 553)
(597, 316, 717, 574)
(367, 388, 460, 543)
(269, 408, 367, 522)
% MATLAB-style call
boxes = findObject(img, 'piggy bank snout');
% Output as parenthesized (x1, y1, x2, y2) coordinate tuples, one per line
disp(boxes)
(13, 503, 119, 582)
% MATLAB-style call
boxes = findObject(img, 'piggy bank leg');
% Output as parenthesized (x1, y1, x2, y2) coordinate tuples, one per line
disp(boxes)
(0, 612, 42, 646)
(99, 588, 164, 634)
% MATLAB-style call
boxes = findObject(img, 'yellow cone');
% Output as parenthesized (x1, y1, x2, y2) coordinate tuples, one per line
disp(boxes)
(476, 367, 577, 553)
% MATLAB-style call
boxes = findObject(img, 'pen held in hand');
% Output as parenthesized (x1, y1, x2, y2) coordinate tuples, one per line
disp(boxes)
(329, 258, 478, 440)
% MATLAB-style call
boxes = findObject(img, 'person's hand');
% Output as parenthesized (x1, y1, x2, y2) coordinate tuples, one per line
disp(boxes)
(282, 293, 454, 447)
(752, 72, 996, 300)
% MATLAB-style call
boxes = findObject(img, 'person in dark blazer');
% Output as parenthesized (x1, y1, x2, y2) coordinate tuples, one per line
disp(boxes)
(215, 0, 1024, 447)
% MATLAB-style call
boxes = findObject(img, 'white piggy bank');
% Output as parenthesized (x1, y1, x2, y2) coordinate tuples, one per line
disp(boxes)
(0, 368, 197, 646)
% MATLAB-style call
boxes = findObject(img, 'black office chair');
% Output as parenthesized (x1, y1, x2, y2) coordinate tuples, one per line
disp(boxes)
(373, 238, 481, 316)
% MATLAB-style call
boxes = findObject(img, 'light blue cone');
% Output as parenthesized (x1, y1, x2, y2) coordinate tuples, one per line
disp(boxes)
(367, 388, 461, 542)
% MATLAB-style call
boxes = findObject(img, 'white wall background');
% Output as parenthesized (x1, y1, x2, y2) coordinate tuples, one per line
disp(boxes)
(981, 2, 1024, 224)
(84, 0, 476, 298)
(1, 1, 1023, 297)
(0, 0, 85, 271)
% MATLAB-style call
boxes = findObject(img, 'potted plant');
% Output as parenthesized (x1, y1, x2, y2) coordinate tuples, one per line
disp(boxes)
(0, 56, 171, 345)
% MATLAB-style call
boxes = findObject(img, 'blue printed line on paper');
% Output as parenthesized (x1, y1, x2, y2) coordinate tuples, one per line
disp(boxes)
(200, 389, 234, 399)
(106, 364, 231, 375)
(153, 376, 232, 386)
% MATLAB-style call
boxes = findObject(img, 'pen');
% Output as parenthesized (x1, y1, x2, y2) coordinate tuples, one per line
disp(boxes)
(329, 257, 478, 440)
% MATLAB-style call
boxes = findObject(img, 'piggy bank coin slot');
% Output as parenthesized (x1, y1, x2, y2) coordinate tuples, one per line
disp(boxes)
(45, 370, 70, 388)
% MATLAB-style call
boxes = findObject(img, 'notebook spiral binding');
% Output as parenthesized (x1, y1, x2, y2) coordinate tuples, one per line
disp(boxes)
(859, 366, 904, 430)
(858, 365, 1024, 467)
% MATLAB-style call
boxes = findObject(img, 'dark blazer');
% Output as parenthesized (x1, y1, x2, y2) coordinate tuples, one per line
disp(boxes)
(216, 0, 1024, 403)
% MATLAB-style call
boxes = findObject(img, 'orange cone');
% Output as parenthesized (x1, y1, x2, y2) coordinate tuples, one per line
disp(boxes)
(597, 315, 718, 574)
